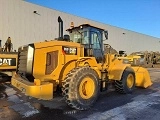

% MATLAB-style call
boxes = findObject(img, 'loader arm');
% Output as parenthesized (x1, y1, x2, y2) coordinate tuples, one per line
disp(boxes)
(108, 64, 131, 80)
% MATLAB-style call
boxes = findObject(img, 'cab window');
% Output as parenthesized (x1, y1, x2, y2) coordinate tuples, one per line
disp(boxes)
(82, 31, 89, 44)
(70, 31, 89, 44)
(70, 31, 81, 43)
(91, 32, 100, 49)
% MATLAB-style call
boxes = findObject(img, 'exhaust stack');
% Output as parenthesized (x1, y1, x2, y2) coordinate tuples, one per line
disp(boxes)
(58, 16, 63, 40)
(0, 40, 1, 47)
(0, 40, 2, 52)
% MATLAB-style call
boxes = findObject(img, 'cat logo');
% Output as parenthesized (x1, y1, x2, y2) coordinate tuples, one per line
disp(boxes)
(62, 46, 77, 55)
(0, 58, 16, 66)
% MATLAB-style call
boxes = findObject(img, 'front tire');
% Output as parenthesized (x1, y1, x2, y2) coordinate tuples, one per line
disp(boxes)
(115, 67, 135, 94)
(62, 67, 99, 110)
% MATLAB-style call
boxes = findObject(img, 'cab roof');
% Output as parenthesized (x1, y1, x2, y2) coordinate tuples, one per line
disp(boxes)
(66, 24, 105, 32)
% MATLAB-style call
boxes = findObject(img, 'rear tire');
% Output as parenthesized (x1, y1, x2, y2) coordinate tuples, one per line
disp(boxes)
(115, 67, 135, 94)
(62, 67, 99, 110)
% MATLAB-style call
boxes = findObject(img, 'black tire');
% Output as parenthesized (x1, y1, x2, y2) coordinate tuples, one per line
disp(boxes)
(115, 67, 135, 94)
(62, 67, 99, 110)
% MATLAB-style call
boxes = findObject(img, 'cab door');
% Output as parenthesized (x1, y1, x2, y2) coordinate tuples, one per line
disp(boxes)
(90, 31, 103, 63)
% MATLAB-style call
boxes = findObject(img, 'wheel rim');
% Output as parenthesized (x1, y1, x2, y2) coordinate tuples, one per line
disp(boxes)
(79, 76, 95, 99)
(127, 74, 134, 88)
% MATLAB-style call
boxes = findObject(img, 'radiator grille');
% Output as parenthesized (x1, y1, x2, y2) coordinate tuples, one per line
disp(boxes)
(17, 44, 35, 82)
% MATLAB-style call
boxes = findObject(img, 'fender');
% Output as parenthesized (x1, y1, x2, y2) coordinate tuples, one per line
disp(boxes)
(76, 57, 98, 66)
(59, 59, 77, 81)
(76, 57, 102, 78)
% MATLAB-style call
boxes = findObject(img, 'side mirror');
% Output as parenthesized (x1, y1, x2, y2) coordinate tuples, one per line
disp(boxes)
(104, 30, 108, 40)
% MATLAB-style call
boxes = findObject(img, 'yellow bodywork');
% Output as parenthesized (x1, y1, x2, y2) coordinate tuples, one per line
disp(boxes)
(117, 54, 152, 88)
(128, 55, 141, 61)
(104, 54, 152, 88)
(118, 55, 141, 64)
(0, 53, 17, 70)
(11, 75, 53, 100)
(132, 67, 152, 88)
(0, 52, 17, 76)
(11, 40, 152, 100)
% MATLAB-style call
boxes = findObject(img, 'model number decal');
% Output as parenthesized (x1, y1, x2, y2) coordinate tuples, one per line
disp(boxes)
(62, 46, 77, 55)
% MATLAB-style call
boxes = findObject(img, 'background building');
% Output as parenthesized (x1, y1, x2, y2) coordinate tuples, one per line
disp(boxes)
(0, 0, 160, 54)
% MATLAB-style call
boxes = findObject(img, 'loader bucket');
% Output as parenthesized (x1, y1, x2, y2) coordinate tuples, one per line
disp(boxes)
(132, 67, 152, 88)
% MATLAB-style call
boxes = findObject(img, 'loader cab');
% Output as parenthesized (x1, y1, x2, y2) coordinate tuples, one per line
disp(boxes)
(67, 24, 108, 62)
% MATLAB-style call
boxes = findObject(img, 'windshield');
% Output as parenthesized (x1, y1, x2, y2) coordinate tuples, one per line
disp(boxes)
(69, 30, 89, 44)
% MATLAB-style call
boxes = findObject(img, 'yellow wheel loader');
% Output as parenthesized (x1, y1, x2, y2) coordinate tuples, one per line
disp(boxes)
(11, 16, 152, 110)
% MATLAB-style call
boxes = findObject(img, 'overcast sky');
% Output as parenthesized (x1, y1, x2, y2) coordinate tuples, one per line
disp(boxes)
(26, 0, 160, 38)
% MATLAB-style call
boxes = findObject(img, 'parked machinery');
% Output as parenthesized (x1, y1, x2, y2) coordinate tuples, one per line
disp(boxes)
(0, 40, 17, 81)
(11, 16, 152, 110)
(130, 51, 160, 67)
